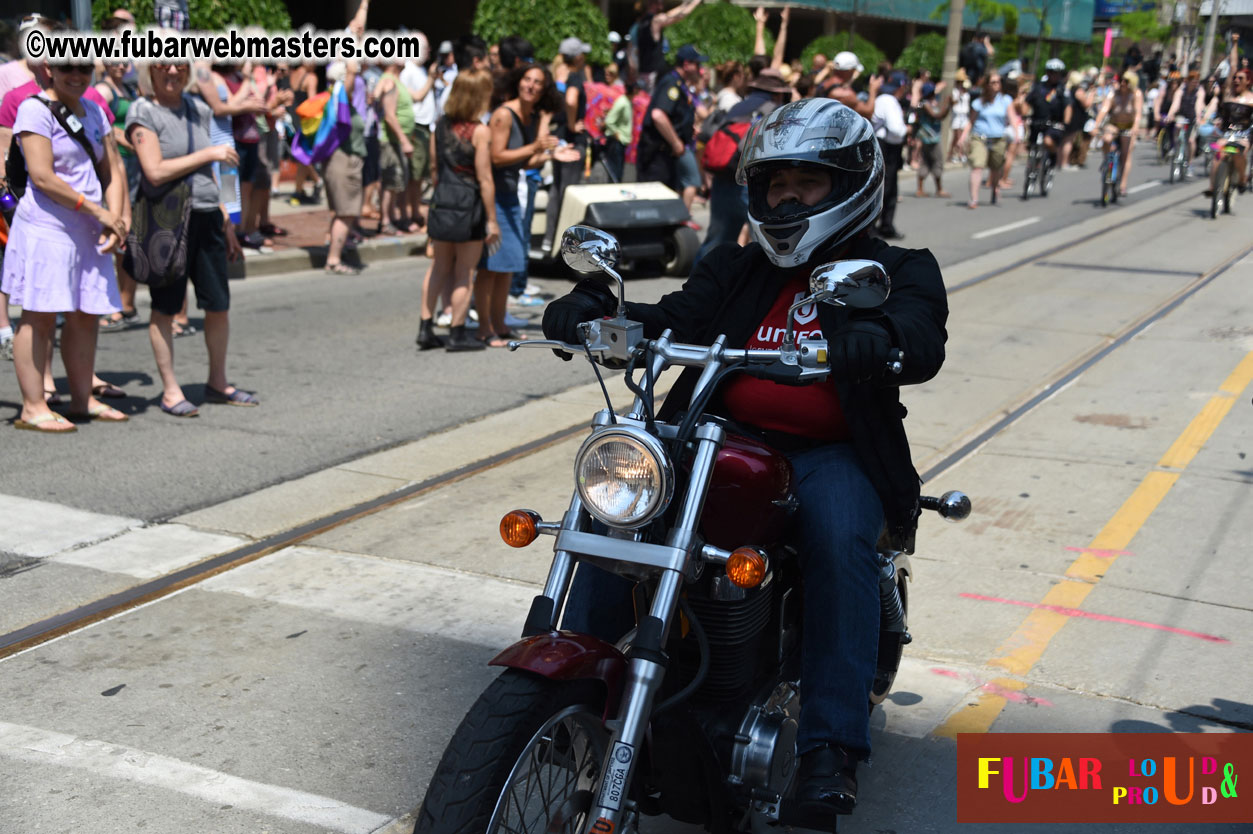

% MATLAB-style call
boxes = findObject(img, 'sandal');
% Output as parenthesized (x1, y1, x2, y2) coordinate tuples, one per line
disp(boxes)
(477, 334, 511, 348)
(205, 385, 259, 406)
(241, 231, 274, 249)
(172, 321, 198, 338)
(160, 399, 199, 418)
(15, 413, 77, 433)
(324, 262, 361, 276)
(67, 403, 129, 423)
(258, 223, 289, 237)
(45, 388, 64, 405)
(99, 313, 127, 331)
(92, 382, 127, 399)
(378, 223, 401, 236)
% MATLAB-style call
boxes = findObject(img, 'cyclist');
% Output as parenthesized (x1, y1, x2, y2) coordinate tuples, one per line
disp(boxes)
(1164, 69, 1207, 177)
(1026, 58, 1069, 165)
(1094, 70, 1143, 196)
(1206, 67, 1253, 196)
(1059, 70, 1093, 170)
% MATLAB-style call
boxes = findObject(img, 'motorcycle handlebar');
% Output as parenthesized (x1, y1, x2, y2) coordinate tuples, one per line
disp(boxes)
(511, 332, 904, 376)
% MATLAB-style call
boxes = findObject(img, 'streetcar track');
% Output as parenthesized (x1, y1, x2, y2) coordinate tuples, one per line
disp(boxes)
(0, 185, 1237, 660)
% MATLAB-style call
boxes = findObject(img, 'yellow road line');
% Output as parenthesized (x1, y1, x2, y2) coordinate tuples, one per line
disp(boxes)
(933, 350, 1253, 739)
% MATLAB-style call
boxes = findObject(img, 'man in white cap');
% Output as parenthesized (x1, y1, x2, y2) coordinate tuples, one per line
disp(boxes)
(816, 51, 879, 120)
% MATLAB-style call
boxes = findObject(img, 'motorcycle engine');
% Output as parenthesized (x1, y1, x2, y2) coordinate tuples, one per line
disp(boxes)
(729, 682, 800, 796)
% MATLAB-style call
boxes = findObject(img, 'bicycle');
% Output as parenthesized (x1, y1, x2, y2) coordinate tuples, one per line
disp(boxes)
(1156, 120, 1176, 165)
(1167, 118, 1190, 184)
(1209, 130, 1246, 219)
(1022, 123, 1059, 200)
(1099, 129, 1130, 207)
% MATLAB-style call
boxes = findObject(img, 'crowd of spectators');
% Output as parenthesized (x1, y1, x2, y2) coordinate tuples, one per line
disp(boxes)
(2, 1, 1248, 429)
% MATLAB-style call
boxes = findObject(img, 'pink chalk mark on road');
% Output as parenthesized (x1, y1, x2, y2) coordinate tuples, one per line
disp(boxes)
(929, 667, 1054, 706)
(959, 593, 1232, 644)
(1066, 546, 1133, 559)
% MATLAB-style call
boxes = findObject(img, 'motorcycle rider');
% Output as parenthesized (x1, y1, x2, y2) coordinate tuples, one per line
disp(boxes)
(543, 98, 948, 819)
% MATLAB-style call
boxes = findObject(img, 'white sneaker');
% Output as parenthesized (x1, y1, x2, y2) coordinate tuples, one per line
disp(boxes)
(435, 311, 452, 327)
(524, 281, 543, 295)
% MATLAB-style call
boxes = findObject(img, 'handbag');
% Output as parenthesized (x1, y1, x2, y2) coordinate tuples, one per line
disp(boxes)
(426, 119, 485, 244)
(124, 96, 196, 289)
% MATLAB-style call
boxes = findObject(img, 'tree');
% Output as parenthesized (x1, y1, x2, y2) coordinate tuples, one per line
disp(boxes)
(95, 0, 292, 30)
(895, 32, 946, 77)
(667, 1, 773, 66)
(1113, 9, 1174, 46)
(801, 33, 887, 77)
(474, 0, 611, 66)
(932, 0, 1020, 36)
(1021, 0, 1056, 73)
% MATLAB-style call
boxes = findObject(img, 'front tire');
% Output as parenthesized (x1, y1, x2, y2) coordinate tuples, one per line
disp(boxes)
(415, 671, 609, 834)
(1212, 161, 1232, 219)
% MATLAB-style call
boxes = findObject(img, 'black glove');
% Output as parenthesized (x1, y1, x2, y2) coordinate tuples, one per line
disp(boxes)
(829, 320, 893, 384)
(542, 279, 615, 358)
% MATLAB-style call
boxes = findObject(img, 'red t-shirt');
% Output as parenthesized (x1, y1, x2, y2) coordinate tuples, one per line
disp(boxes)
(0, 80, 113, 129)
(722, 274, 851, 442)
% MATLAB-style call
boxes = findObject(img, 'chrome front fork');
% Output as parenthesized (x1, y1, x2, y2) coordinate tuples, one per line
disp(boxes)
(583, 423, 725, 833)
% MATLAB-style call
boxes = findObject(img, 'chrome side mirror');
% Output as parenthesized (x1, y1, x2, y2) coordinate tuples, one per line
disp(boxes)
(808, 259, 890, 309)
(560, 225, 621, 274)
(560, 225, 627, 319)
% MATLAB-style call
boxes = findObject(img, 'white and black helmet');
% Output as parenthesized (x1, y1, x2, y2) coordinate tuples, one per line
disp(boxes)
(735, 98, 884, 268)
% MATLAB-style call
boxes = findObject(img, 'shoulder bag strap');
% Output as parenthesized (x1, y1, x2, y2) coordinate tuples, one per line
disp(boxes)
(39, 96, 101, 169)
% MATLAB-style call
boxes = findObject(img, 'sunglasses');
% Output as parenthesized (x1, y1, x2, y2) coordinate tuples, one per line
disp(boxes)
(55, 64, 94, 75)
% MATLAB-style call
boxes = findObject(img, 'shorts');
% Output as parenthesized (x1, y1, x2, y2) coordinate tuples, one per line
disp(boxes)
(677, 146, 701, 189)
(410, 123, 432, 181)
(379, 139, 410, 193)
(918, 142, 943, 177)
(969, 135, 1007, 170)
(324, 148, 365, 217)
(252, 129, 280, 187)
(236, 141, 261, 184)
(1031, 125, 1065, 146)
(148, 210, 230, 316)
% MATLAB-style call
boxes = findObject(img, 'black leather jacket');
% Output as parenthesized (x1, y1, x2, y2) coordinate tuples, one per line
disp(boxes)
(617, 235, 949, 532)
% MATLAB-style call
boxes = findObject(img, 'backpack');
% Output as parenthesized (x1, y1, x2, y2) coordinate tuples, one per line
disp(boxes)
(5, 96, 106, 201)
(700, 103, 775, 175)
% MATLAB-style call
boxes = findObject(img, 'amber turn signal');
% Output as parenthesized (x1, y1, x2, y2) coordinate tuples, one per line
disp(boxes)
(726, 547, 768, 588)
(500, 510, 541, 548)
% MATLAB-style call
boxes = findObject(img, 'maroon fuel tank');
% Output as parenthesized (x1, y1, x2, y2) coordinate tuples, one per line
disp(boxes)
(698, 432, 795, 550)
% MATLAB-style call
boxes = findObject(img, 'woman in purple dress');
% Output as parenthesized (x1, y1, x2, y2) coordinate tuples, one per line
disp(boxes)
(4, 63, 128, 433)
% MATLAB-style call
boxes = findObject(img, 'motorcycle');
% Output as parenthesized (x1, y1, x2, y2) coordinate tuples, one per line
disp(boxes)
(414, 226, 971, 834)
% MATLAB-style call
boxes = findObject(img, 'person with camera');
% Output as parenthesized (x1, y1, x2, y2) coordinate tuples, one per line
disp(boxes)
(543, 98, 947, 820)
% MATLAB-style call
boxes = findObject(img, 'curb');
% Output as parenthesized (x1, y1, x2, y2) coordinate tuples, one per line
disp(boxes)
(227, 233, 429, 280)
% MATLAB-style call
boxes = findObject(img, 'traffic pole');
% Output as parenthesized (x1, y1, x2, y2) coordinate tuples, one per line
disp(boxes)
(941, 0, 967, 161)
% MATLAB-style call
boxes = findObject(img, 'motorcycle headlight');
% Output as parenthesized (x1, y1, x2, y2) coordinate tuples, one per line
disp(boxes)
(574, 428, 673, 529)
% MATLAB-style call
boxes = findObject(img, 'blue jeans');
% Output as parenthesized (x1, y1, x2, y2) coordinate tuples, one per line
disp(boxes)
(561, 442, 883, 759)
(511, 172, 539, 296)
(694, 175, 748, 269)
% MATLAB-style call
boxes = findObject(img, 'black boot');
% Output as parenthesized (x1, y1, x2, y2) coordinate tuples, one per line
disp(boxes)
(445, 324, 485, 352)
(796, 744, 860, 816)
(416, 318, 444, 350)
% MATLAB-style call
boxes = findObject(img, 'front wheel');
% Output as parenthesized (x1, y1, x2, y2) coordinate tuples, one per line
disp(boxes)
(1212, 160, 1232, 219)
(1022, 152, 1036, 200)
(415, 671, 610, 834)
(1040, 156, 1054, 197)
